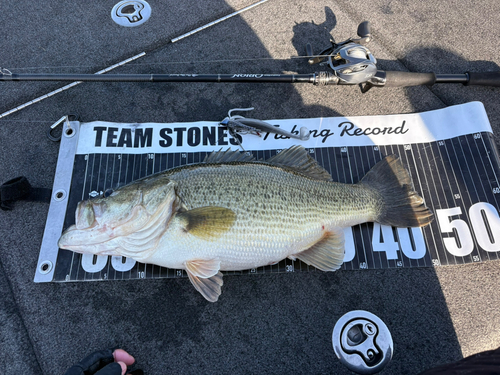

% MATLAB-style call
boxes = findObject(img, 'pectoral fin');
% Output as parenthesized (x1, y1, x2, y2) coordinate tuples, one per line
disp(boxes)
(185, 259, 223, 302)
(177, 206, 236, 240)
(292, 228, 345, 271)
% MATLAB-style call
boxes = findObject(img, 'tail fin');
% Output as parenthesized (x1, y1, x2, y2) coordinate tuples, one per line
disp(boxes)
(359, 155, 434, 227)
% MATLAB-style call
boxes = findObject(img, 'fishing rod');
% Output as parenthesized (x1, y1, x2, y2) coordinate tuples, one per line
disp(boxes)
(1, 22, 499, 92)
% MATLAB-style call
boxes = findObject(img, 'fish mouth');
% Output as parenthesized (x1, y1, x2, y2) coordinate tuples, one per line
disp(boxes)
(57, 225, 80, 249)
(58, 184, 179, 259)
(58, 192, 156, 251)
(57, 225, 119, 256)
(58, 225, 92, 248)
(57, 200, 111, 251)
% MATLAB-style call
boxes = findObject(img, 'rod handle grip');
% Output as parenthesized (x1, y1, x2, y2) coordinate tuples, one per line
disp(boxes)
(466, 71, 500, 87)
(384, 71, 436, 87)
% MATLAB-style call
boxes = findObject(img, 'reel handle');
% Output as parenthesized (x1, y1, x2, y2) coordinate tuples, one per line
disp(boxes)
(357, 21, 371, 38)
(356, 21, 372, 45)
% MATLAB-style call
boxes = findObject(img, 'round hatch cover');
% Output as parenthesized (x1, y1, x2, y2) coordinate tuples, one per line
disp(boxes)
(333, 310, 393, 374)
(111, 0, 151, 27)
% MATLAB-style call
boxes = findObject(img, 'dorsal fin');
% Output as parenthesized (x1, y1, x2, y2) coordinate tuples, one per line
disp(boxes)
(266, 146, 332, 181)
(202, 146, 332, 181)
(203, 149, 256, 164)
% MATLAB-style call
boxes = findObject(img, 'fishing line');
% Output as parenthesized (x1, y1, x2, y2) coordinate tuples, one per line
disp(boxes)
(5, 55, 330, 72)
(0, 120, 54, 123)
(122, 54, 328, 67)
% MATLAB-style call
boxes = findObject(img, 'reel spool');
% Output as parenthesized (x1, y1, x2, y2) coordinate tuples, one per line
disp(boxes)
(306, 21, 378, 85)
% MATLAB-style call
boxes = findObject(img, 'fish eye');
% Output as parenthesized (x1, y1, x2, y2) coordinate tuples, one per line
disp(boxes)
(104, 189, 114, 198)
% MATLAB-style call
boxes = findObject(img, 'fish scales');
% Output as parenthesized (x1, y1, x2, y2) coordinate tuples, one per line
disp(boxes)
(171, 162, 378, 223)
(159, 163, 373, 263)
(58, 146, 433, 302)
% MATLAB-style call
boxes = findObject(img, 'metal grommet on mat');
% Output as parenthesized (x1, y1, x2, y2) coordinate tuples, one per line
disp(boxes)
(333, 310, 393, 374)
(39, 261, 53, 275)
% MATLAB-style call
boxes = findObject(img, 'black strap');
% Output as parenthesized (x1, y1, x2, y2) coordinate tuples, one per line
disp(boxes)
(0, 176, 52, 210)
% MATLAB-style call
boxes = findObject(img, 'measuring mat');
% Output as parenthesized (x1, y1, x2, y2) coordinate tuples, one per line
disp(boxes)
(34, 102, 500, 282)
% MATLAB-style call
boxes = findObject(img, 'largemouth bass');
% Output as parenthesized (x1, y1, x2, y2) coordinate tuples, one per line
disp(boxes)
(58, 146, 433, 302)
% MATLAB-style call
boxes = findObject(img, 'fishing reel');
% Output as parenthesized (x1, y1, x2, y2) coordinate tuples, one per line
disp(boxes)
(307, 21, 378, 86)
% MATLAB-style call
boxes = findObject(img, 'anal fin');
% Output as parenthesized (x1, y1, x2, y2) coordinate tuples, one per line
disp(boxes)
(185, 259, 223, 302)
(292, 228, 345, 271)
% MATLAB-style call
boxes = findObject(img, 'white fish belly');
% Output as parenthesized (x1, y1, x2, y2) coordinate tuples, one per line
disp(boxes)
(148, 221, 326, 271)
